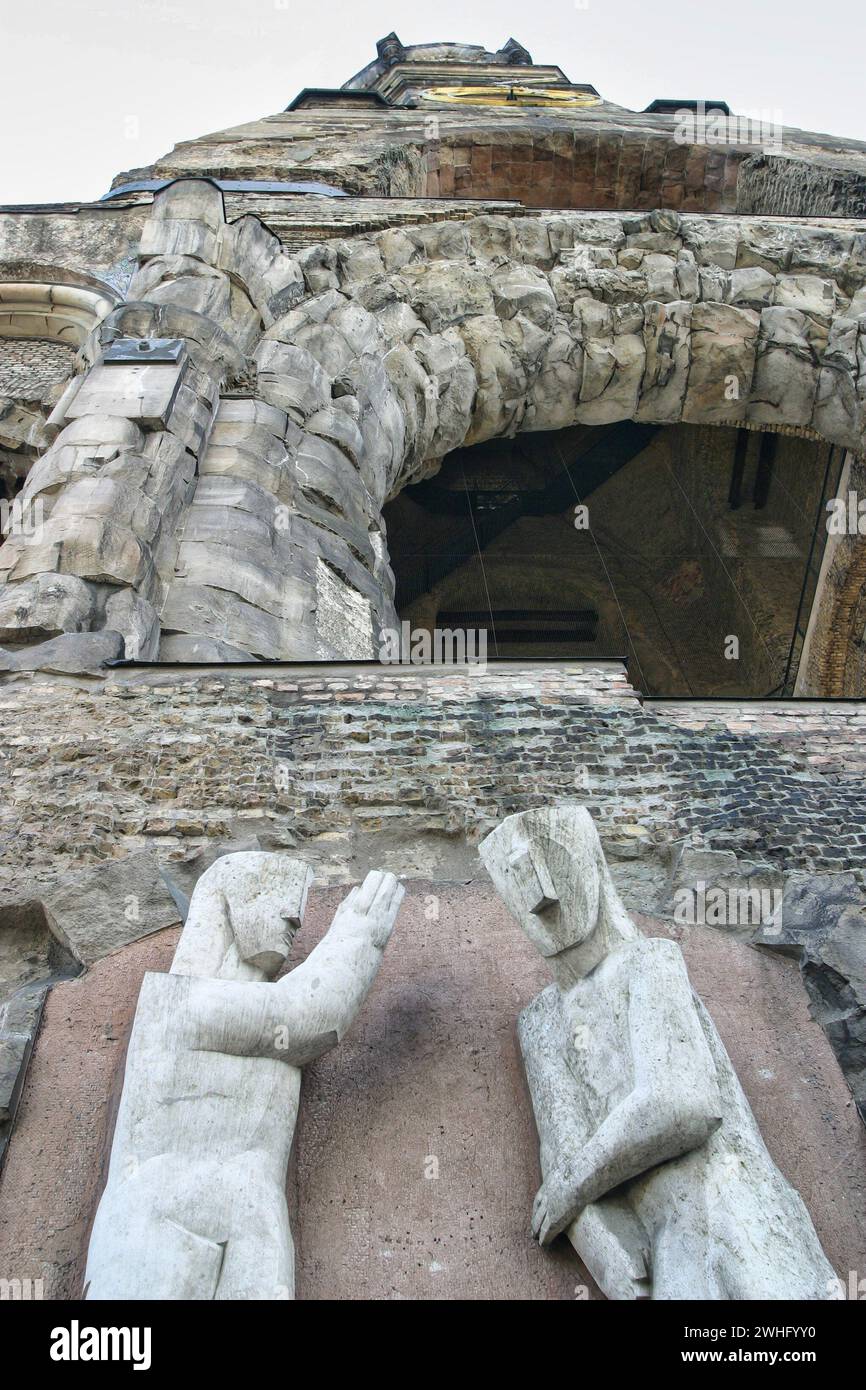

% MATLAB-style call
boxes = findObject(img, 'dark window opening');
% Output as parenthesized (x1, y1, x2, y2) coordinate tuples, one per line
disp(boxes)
(382, 420, 841, 697)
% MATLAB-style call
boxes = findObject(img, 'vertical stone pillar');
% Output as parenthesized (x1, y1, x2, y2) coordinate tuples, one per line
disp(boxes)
(0, 180, 257, 668)
(155, 226, 405, 660)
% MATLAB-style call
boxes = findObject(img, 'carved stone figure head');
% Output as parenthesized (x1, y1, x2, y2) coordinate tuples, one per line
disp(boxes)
(171, 852, 313, 981)
(479, 805, 636, 958)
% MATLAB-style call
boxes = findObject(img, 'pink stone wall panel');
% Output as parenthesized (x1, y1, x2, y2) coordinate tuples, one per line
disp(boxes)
(0, 884, 863, 1300)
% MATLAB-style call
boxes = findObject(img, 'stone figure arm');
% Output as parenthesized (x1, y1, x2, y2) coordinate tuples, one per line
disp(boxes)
(519, 985, 592, 1174)
(182, 871, 404, 1066)
(520, 985, 654, 1294)
(533, 940, 723, 1245)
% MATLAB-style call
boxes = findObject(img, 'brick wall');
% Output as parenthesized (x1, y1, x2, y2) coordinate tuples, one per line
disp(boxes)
(425, 135, 743, 211)
(2, 662, 866, 899)
(0, 337, 75, 402)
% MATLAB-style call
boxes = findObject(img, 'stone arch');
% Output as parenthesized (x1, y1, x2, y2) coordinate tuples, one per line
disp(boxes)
(0, 279, 118, 502)
(179, 199, 861, 673)
(246, 207, 865, 479)
(0, 280, 116, 347)
(1, 178, 863, 680)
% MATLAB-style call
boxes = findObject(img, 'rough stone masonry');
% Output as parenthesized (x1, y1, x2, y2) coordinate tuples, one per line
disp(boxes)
(0, 34, 864, 1301)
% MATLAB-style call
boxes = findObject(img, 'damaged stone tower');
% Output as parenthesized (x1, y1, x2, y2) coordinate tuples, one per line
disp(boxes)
(0, 36, 865, 1301)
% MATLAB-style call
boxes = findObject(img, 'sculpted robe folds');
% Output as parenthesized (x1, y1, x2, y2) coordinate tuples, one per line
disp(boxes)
(84, 854, 404, 1300)
(480, 805, 838, 1301)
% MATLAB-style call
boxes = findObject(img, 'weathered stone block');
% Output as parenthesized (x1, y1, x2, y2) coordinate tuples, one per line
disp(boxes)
(683, 302, 759, 422)
(65, 362, 184, 428)
(42, 852, 182, 967)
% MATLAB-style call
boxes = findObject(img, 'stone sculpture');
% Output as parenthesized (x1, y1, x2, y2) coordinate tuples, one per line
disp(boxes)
(479, 805, 837, 1300)
(84, 853, 404, 1300)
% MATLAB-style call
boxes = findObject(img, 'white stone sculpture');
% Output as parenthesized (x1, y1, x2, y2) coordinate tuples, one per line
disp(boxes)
(84, 853, 404, 1300)
(479, 806, 837, 1300)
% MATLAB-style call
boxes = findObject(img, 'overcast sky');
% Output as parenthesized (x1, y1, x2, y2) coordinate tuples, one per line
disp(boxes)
(2, 0, 864, 204)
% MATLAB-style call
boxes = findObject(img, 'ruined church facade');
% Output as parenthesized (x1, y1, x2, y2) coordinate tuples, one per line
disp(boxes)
(0, 36, 865, 1301)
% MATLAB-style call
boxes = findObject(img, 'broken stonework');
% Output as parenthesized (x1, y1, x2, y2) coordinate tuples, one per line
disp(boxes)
(0, 33, 865, 1304)
(2, 189, 866, 669)
(0, 984, 47, 1166)
(754, 873, 866, 1123)
(41, 851, 182, 967)
(0, 898, 80, 1166)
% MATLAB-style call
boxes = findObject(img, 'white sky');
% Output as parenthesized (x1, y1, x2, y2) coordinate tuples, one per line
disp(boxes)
(2, 0, 864, 204)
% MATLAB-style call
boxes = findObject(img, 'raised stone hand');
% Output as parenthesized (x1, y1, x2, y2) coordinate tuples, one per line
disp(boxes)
(84, 854, 404, 1300)
(327, 870, 404, 950)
